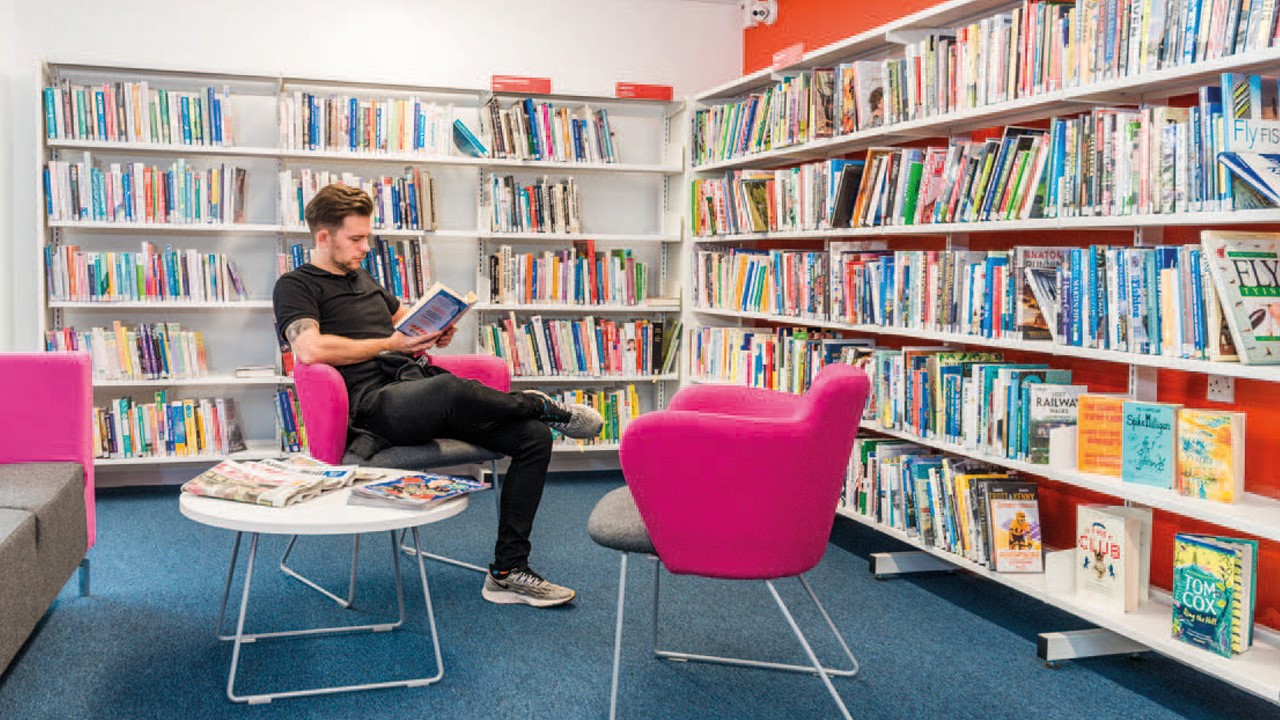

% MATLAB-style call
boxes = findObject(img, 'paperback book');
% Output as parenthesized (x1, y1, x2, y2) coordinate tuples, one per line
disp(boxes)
(1075, 504, 1152, 613)
(1177, 409, 1247, 502)
(984, 480, 1043, 573)
(395, 281, 478, 337)
(1120, 401, 1181, 489)
(1027, 384, 1085, 465)
(1076, 394, 1126, 477)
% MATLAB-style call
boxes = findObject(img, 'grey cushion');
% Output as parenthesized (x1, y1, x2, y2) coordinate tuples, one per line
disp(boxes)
(0, 463, 86, 599)
(0, 508, 46, 674)
(587, 487, 655, 555)
(343, 439, 503, 471)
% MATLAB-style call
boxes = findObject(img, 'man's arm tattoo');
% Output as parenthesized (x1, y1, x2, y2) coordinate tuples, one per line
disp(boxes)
(284, 318, 318, 345)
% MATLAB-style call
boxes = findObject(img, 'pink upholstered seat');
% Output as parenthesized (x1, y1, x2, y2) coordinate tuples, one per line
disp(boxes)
(594, 362, 870, 720)
(0, 352, 95, 548)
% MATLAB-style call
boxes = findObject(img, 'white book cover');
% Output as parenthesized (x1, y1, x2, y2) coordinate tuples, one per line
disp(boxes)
(1075, 505, 1143, 612)
(1200, 230, 1280, 364)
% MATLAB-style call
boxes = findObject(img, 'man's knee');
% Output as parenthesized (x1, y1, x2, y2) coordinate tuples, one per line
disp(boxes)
(511, 420, 554, 460)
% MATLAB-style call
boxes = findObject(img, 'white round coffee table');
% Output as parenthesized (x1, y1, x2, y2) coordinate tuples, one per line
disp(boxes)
(180, 487, 469, 704)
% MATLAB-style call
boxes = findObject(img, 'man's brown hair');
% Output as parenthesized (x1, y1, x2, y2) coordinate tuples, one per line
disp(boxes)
(304, 183, 374, 235)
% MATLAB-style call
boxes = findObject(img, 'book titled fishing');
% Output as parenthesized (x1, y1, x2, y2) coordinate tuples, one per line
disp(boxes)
(1200, 230, 1280, 364)
(1120, 400, 1180, 489)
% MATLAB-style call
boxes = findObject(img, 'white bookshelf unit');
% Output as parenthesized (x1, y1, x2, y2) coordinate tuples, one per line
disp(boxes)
(685, 0, 1280, 706)
(38, 62, 686, 477)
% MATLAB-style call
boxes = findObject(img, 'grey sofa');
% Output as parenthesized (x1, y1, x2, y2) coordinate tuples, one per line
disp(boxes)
(0, 353, 95, 677)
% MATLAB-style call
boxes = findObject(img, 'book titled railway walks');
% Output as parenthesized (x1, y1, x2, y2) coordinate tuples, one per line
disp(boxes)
(1200, 231, 1280, 364)
(395, 282, 477, 337)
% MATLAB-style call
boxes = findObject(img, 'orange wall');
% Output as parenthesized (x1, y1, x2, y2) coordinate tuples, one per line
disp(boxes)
(743, 0, 1280, 630)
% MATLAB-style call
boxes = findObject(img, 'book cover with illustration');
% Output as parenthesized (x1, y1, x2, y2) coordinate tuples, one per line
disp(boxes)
(1120, 400, 1181, 489)
(1014, 247, 1070, 340)
(984, 480, 1043, 573)
(395, 281, 477, 336)
(348, 471, 490, 509)
(1075, 505, 1143, 612)
(1177, 409, 1247, 502)
(1027, 384, 1086, 464)
(1200, 230, 1280, 364)
(1076, 394, 1125, 476)
(1171, 533, 1257, 658)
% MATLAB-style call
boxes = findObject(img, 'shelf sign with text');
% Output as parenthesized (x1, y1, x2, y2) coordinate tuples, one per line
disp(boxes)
(771, 43, 804, 70)
(615, 82, 673, 101)
(491, 75, 552, 95)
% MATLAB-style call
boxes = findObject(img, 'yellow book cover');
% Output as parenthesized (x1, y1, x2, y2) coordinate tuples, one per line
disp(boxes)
(1077, 394, 1125, 476)
(1177, 409, 1246, 502)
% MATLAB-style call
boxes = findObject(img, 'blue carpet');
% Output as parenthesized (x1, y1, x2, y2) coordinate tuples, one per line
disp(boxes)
(1, 473, 1276, 719)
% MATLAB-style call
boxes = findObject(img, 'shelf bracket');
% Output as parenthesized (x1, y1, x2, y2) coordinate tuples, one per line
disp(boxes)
(869, 551, 954, 578)
(1037, 628, 1149, 665)
(1129, 364, 1158, 402)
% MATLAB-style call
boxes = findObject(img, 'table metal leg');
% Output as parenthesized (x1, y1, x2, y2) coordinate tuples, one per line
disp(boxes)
(215, 532, 243, 641)
(278, 533, 360, 608)
(220, 528, 445, 703)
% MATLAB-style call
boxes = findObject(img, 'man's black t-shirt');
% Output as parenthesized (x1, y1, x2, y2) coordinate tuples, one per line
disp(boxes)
(272, 264, 402, 408)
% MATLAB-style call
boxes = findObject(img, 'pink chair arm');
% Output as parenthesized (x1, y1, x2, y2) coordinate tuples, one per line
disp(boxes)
(668, 383, 804, 418)
(429, 354, 511, 392)
(292, 362, 350, 465)
(0, 352, 95, 549)
(620, 410, 838, 580)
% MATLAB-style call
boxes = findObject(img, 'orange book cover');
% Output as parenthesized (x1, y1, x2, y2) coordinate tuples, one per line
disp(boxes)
(1077, 394, 1125, 476)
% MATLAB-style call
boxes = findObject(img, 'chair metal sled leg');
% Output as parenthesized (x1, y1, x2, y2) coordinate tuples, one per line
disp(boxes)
(767, 577, 854, 720)
(398, 461, 503, 574)
(650, 564, 859, 678)
(78, 557, 91, 597)
(607, 553, 629, 720)
(278, 533, 361, 608)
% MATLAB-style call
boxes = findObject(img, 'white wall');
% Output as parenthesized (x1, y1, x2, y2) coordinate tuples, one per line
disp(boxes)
(5, 0, 743, 349)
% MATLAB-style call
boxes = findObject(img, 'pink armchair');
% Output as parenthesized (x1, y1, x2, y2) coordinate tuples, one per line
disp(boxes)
(283, 354, 511, 599)
(588, 362, 871, 719)
(0, 352, 94, 673)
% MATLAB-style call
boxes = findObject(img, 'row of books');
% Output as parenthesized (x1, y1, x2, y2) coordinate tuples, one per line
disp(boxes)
(274, 387, 306, 454)
(43, 155, 247, 225)
(480, 97, 620, 164)
(279, 237, 436, 305)
(478, 315, 680, 378)
(690, 0, 1280, 165)
(692, 248, 829, 321)
(691, 159, 865, 235)
(44, 244, 248, 303)
(487, 244, 650, 306)
(843, 435, 1257, 657)
(279, 168, 439, 231)
(693, 231, 1280, 365)
(93, 393, 246, 459)
(858, 345, 1247, 502)
(545, 385, 639, 446)
(278, 92, 457, 155)
(485, 174, 583, 234)
(45, 322, 207, 381)
(42, 81, 232, 146)
(689, 325, 862, 394)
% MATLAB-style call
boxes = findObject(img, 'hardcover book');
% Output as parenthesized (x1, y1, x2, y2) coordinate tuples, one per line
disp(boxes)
(984, 480, 1043, 573)
(1027, 384, 1086, 464)
(1075, 505, 1148, 613)
(1120, 400, 1181, 489)
(1177, 408, 1247, 502)
(1076, 394, 1125, 476)
(1200, 230, 1280, 364)
(395, 281, 478, 337)
(1171, 533, 1258, 658)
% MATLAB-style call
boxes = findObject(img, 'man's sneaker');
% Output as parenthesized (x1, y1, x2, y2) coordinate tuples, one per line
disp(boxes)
(523, 389, 603, 439)
(482, 567, 576, 608)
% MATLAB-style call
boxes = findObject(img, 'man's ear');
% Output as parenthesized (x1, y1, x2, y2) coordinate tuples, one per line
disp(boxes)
(314, 227, 331, 248)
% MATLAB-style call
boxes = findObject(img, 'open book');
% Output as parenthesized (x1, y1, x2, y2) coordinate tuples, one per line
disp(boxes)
(395, 281, 478, 337)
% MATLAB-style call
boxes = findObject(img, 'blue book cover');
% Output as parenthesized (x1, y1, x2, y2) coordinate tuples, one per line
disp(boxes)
(452, 118, 488, 158)
(1120, 400, 1179, 488)
(349, 97, 359, 150)
(1172, 533, 1238, 658)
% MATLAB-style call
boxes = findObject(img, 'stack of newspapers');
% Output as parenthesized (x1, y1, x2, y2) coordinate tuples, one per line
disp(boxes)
(181, 457, 360, 508)
(348, 472, 490, 510)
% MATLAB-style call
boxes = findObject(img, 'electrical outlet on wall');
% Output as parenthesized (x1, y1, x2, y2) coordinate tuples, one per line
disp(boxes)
(1206, 375, 1235, 403)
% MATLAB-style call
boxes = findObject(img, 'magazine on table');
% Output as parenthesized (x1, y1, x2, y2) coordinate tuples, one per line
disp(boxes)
(347, 471, 491, 510)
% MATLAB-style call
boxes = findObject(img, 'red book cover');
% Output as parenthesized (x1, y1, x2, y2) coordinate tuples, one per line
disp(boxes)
(614, 82, 673, 101)
(491, 75, 552, 95)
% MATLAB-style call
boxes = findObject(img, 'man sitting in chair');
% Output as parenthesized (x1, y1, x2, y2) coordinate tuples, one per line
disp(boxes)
(273, 183, 599, 608)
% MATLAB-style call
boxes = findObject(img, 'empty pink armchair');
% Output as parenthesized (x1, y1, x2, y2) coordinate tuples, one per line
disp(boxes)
(588, 363, 870, 719)
(0, 352, 94, 673)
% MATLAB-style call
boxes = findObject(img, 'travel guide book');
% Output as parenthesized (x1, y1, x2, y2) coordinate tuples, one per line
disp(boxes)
(395, 281, 478, 337)
(348, 472, 490, 509)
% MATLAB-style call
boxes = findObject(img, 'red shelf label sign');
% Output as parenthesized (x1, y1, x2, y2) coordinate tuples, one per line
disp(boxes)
(615, 82, 674, 101)
(490, 75, 552, 95)
(771, 43, 805, 70)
